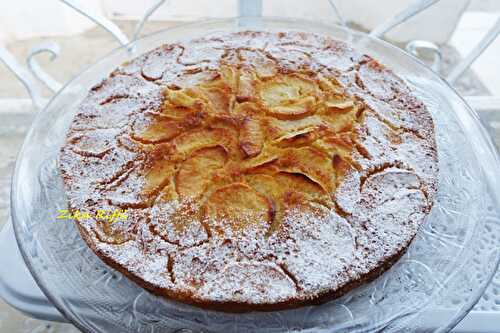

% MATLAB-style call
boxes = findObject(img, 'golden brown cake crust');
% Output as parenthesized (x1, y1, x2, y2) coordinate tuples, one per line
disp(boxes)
(59, 31, 438, 312)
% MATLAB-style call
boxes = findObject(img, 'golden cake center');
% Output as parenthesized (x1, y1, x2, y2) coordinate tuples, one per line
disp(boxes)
(133, 65, 362, 235)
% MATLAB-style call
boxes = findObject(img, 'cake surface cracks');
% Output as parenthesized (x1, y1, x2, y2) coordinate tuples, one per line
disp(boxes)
(59, 30, 438, 311)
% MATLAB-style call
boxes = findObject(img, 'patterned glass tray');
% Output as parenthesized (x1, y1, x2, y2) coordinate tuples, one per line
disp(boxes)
(10, 18, 500, 332)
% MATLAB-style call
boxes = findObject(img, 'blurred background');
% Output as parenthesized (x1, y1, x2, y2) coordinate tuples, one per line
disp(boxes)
(2, 0, 499, 98)
(0, 0, 499, 332)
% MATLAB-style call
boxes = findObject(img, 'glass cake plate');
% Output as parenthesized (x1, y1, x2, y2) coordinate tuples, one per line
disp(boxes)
(10, 17, 500, 332)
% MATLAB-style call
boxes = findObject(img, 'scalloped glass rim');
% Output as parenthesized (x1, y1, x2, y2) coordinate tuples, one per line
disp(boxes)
(10, 17, 500, 333)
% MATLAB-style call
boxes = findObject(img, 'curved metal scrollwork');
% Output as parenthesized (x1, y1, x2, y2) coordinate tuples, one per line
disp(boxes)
(370, 0, 440, 39)
(0, 46, 45, 109)
(327, 0, 347, 28)
(406, 40, 442, 73)
(133, 0, 168, 42)
(447, 18, 500, 83)
(60, 0, 130, 47)
(27, 42, 63, 92)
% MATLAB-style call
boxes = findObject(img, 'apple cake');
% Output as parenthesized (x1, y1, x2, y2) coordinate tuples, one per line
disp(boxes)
(59, 31, 438, 312)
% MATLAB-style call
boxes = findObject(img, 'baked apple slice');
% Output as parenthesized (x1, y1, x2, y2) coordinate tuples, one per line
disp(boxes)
(312, 133, 359, 171)
(244, 173, 282, 202)
(241, 145, 281, 171)
(199, 85, 233, 114)
(277, 147, 336, 194)
(238, 49, 277, 78)
(176, 146, 228, 199)
(131, 116, 184, 144)
(325, 99, 355, 110)
(267, 116, 325, 141)
(203, 183, 274, 234)
(267, 96, 316, 120)
(143, 156, 177, 198)
(259, 74, 318, 120)
(164, 87, 205, 109)
(321, 107, 358, 132)
(275, 172, 333, 208)
(239, 116, 264, 158)
(236, 68, 257, 103)
(172, 128, 235, 158)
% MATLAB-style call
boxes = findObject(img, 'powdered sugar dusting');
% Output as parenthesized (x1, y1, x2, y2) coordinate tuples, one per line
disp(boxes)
(59, 30, 438, 310)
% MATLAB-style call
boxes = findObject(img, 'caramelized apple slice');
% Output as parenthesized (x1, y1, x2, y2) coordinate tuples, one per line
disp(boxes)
(219, 66, 238, 91)
(268, 116, 325, 141)
(238, 49, 277, 78)
(156, 182, 179, 202)
(244, 161, 281, 176)
(233, 101, 262, 117)
(313, 133, 352, 154)
(260, 80, 293, 107)
(259, 75, 317, 120)
(268, 96, 316, 120)
(159, 102, 205, 120)
(204, 183, 273, 232)
(273, 126, 321, 148)
(132, 108, 207, 144)
(260, 75, 316, 105)
(332, 154, 352, 183)
(244, 174, 284, 233)
(131, 117, 184, 144)
(274, 126, 315, 143)
(121, 67, 362, 238)
(312, 133, 358, 171)
(241, 145, 281, 170)
(164, 88, 205, 109)
(172, 128, 234, 158)
(236, 69, 257, 102)
(239, 116, 263, 158)
(243, 172, 333, 234)
(200, 85, 233, 114)
(325, 99, 355, 110)
(143, 156, 177, 197)
(321, 107, 358, 132)
(283, 74, 316, 95)
(275, 172, 333, 207)
(317, 75, 344, 98)
(244, 174, 282, 201)
(277, 147, 336, 194)
(176, 147, 228, 199)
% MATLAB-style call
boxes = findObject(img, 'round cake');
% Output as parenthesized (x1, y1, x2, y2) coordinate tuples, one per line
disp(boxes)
(59, 31, 438, 312)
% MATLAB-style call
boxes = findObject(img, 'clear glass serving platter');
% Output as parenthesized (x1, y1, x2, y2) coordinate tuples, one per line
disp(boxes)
(10, 17, 500, 332)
